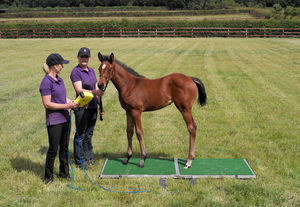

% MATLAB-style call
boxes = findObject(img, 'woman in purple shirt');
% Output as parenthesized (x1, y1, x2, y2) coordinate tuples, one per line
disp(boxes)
(70, 47, 103, 169)
(39, 53, 78, 184)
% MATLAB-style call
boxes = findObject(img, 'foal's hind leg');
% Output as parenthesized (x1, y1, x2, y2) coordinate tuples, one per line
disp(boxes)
(123, 112, 134, 165)
(131, 110, 147, 168)
(180, 109, 197, 169)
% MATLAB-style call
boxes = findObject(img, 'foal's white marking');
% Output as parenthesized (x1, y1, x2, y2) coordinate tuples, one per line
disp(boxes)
(102, 64, 106, 70)
(184, 160, 192, 169)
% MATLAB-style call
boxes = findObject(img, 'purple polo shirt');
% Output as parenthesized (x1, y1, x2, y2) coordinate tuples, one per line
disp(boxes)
(70, 65, 98, 109)
(39, 75, 70, 126)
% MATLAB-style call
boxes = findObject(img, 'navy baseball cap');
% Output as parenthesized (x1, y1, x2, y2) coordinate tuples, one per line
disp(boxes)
(46, 53, 69, 66)
(78, 47, 91, 57)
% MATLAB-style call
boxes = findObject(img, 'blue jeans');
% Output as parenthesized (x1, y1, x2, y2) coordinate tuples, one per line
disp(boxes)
(73, 108, 97, 166)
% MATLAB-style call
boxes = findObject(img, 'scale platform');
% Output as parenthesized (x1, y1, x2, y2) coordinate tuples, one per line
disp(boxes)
(99, 158, 256, 179)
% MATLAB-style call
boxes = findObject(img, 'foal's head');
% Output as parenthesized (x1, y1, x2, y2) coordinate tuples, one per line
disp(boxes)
(97, 52, 114, 91)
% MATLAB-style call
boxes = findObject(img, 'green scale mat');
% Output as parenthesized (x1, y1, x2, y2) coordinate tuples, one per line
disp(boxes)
(99, 158, 256, 179)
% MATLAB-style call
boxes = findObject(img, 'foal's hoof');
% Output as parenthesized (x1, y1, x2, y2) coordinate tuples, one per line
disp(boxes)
(122, 154, 132, 165)
(184, 164, 191, 169)
(184, 160, 192, 169)
(138, 160, 145, 168)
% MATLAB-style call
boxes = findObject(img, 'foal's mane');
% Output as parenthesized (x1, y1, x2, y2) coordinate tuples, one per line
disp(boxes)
(102, 55, 145, 78)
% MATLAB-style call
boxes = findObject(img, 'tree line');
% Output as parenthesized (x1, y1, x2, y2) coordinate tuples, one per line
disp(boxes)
(0, 0, 299, 9)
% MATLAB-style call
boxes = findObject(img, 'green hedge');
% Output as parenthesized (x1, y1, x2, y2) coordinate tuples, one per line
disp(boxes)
(0, 8, 266, 18)
(1, 19, 300, 30)
(0, 9, 249, 18)
(1, 6, 166, 12)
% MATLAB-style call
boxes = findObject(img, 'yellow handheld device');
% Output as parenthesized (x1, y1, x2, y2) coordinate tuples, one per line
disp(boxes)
(74, 92, 94, 107)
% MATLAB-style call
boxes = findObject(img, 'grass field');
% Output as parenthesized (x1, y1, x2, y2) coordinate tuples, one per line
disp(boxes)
(0, 14, 257, 23)
(0, 38, 299, 206)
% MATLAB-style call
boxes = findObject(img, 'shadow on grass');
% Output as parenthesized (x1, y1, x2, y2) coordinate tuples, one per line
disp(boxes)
(10, 157, 44, 178)
(39, 146, 48, 155)
(94, 152, 170, 160)
(108, 156, 176, 167)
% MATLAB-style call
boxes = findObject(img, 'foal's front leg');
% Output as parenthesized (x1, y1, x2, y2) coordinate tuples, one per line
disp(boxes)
(122, 112, 134, 165)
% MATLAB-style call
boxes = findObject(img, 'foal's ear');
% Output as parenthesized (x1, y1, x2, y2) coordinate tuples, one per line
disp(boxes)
(98, 52, 103, 62)
(109, 53, 114, 64)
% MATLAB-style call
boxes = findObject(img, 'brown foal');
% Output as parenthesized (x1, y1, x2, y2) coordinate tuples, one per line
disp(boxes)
(97, 52, 206, 168)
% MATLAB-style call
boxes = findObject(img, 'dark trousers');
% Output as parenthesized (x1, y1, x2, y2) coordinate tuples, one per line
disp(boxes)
(45, 121, 70, 179)
(73, 108, 97, 166)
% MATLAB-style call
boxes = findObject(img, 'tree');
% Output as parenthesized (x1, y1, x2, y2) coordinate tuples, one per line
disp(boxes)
(57, 0, 70, 7)
(284, 6, 297, 18)
(271, 3, 283, 19)
(166, 0, 186, 9)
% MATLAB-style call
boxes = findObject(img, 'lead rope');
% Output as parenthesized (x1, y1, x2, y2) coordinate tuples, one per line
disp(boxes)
(99, 96, 104, 121)
(66, 113, 84, 190)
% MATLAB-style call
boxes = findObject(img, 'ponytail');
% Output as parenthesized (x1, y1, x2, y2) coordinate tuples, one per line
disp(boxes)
(42, 63, 50, 75)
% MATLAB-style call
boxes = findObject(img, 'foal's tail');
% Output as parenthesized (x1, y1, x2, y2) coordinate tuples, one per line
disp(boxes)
(191, 77, 207, 106)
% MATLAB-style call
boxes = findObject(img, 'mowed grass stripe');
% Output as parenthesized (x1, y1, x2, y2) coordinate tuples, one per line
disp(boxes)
(227, 40, 299, 138)
(211, 40, 299, 181)
(220, 39, 298, 125)
(197, 40, 241, 157)
(236, 39, 300, 102)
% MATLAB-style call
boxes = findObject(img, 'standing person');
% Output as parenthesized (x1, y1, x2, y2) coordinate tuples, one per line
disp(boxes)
(39, 53, 79, 184)
(70, 47, 103, 169)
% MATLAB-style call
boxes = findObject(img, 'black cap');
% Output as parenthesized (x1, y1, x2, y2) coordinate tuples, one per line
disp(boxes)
(46, 53, 69, 66)
(78, 47, 91, 57)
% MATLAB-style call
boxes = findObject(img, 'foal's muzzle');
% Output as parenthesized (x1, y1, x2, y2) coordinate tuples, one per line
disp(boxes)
(98, 83, 105, 91)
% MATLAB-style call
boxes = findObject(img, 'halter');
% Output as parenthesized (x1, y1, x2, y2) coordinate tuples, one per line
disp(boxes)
(99, 62, 115, 92)
(98, 62, 115, 121)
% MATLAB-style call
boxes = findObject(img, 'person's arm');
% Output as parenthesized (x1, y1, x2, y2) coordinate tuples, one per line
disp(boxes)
(42, 95, 78, 110)
(72, 81, 103, 97)
(94, 82, 100, 102)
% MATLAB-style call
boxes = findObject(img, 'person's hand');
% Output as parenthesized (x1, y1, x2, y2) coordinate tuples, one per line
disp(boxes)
(67, 101, 79, 109)
(92, 89, 104, 97)
(99, 110, 104, 116)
